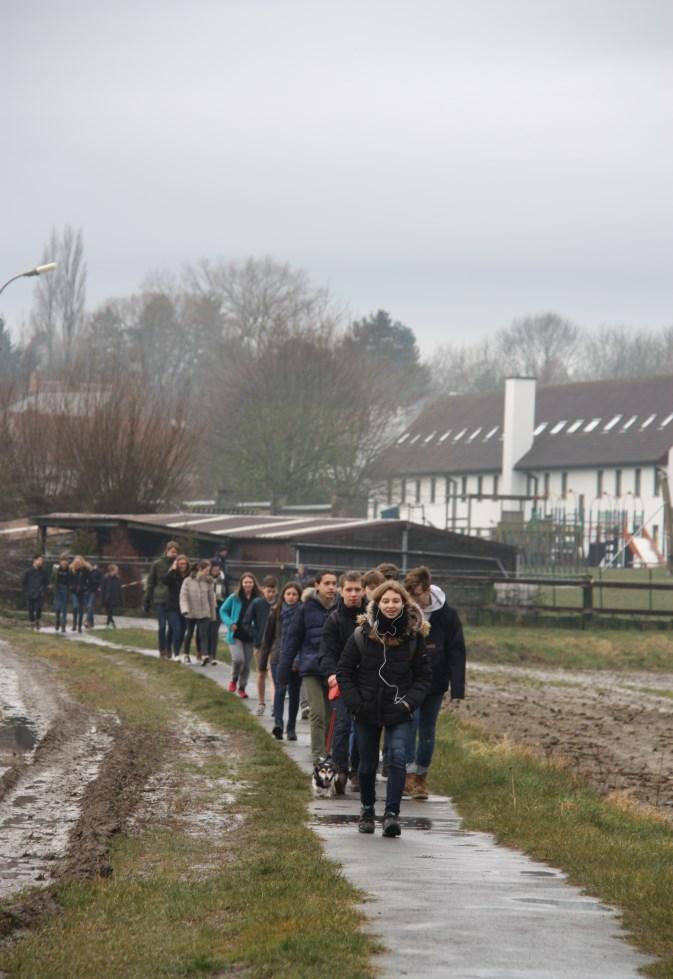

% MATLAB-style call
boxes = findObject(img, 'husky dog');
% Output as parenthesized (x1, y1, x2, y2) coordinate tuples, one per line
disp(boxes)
(312, 753, 337, 798)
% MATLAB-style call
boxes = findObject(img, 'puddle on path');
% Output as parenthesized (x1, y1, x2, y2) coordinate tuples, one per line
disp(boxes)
(312, 812, 465, 832)
(0, 715, 38, 754)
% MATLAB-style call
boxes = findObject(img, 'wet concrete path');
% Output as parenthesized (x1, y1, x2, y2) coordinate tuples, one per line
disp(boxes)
(71, 624, 654, 977)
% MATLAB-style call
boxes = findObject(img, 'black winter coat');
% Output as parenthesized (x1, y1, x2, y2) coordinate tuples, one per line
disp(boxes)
(278, 594, 336, 684)
(162, 568, 190, 613)
(425, 604, 466, 699)
(337, 619, 432, 727)
(22, 566, 49, 599)
(101, 574, 122, 608)
(319, 599, 366, 677)
(70, 568, 91, 597)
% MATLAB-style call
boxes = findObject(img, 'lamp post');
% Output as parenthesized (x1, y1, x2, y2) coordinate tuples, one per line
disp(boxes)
(0, 262, 57, 299)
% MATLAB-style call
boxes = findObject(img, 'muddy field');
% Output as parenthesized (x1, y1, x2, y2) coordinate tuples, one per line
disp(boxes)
(460, 661, 673, 815)
(0, 637, 243, 920)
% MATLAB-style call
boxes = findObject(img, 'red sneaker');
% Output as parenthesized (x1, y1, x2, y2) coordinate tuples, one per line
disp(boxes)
(227, 680, 237, 693)
(237, 688, 249, 699)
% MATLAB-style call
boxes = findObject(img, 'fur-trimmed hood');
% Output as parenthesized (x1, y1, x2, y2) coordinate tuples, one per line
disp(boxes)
(356, 598, 430, 645)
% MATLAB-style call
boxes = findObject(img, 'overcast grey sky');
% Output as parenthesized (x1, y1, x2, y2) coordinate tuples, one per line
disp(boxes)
(3, 0, 672, 352)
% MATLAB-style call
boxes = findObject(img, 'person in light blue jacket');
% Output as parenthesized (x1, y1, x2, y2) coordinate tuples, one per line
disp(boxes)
(220, 572, 261, 697)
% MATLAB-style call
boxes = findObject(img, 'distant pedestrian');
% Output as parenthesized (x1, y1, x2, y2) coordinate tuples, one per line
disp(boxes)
(180, 560, 217, 665)
(337, 579, 431, 838)
(260, 582, 302, 740)
(144, 540, 179, 658)
(403, 566, 466, 801)
(69, 556, 92, 633)
(295, 564, 313, 590)
(101, 564, 122, 627)
(220, 572, 261, 697)
(163, 554, 191, 659)
(51, 554, 71, 634)
(206, 562, 226, 664)
(22, 554, 49, 630)
(243, 575, 279, 716)
(86, 562, 103, 628)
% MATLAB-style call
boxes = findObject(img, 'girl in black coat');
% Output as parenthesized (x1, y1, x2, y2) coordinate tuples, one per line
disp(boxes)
(337, 579, 431, 838)
(101, 564, 123, 627)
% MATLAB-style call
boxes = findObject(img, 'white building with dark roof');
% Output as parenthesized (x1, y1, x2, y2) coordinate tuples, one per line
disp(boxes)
(369, 374, 673, 566)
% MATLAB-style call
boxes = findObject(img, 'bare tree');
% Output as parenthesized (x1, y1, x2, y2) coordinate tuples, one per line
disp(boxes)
(580, 325, 667, 380)
(495, 313, 580, 385)
(29, 226, 86, 367)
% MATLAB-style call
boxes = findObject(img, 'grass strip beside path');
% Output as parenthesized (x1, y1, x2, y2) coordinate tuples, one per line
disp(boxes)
(467, 624, 673, 672)
(431, 712, 673, 978)
(0, 629, 376, 978)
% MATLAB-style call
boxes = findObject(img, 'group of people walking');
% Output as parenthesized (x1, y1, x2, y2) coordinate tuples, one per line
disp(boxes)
(22, 553, 122, 632)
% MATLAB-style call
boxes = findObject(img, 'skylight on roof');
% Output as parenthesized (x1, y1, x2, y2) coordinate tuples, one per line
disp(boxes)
(621, 415, 637, 431)
(603, 414, 622, 431)
(453, 428, 467, 441)
(550, 420, 567, 434)
(533, 422, 547, 435)
(409, 434, 421, 444)
(424, 431, 437, 443)
(566, 419, 584, 434)
(660, 412, 673, 429)
(438, 429, 452, 442)
(397, 433, 410, 444)
(640, 413, 656, 429)
(467, 427, 482, 442)
(583, 418, 601, 433)
(484, 426, 499, 441)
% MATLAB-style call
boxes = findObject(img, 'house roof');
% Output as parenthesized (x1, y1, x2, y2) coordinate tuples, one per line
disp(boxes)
(376, 374, 673, 477)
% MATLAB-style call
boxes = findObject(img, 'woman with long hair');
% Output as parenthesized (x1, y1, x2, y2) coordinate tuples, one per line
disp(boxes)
(69, 555, 92, 633)
(180, 559, 217, 665)
(162, 554, 191, 659)
(260, 581, 302, 740)
(219, 572, 261, 697)
(337, 579, 431, 838)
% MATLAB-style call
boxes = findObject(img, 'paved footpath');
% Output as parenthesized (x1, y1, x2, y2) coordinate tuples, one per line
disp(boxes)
(78, 624, 654, 978)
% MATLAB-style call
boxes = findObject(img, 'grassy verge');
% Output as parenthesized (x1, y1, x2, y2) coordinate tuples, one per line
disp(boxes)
(90, 626, 232, 663)
(431, 712, 673, 977)
(467, 623, 673, 671)
(0, 629, 376, 978)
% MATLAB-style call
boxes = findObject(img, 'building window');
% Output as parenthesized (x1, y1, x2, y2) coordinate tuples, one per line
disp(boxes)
(477, 476, 483, 500)
(415, 479, 421, 504)
(596, 470, 604, 496)
(461, 476, 467, 499)
(544, 472, 550, 498)
(387, 479, 392, 505)
(430, 477, 436, 504)
(634, 468, 641, 497)
(615, 469, 622, 498)
(493, 474, 499, 498)
(655, 467, 661, 496)
(400, 478, 407, 502)
(561, 472, 568, 499)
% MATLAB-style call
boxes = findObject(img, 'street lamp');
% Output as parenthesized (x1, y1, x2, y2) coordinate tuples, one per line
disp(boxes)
(0, 262, 57, 299)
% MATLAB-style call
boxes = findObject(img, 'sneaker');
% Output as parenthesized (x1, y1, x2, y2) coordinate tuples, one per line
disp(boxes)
(172, 653, 181, 661)
(183, 654, 191, 664)
(256, 703, 265, 716)
(402, 773, 417, 798)
(349, 773, 360, 792)
(383, 812, 402, 837)
(412, 774, 429, 800)
(210, 659, 218, 666)
(358, 807, 376, 834)
(201, 656, 210, 666)
(286, 730, 297, 741)
(382, 811, 401, 838)
(301, 705, 310, 721)
(271, 726, 283, 740)
(227, 680, 237, 693)
(237, 688, 249, 699)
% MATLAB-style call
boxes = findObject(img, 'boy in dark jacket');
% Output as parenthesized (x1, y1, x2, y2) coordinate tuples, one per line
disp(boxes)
(22, 555, 49, 630)
(51, 555, 71, 633)
(403, 566, 466, 800)
(320, 571, 366, 792)
(101, 564, 123, 627)
(243, 576, 278, 716)
(278, 571, 337, 763)
(144, 540, 179, 658)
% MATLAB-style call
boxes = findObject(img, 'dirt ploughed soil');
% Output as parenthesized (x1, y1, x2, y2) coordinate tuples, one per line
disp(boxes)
(461, 662, 673, 816)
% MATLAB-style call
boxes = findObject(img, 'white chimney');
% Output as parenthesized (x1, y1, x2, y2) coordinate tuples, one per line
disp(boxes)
(501, 377, 536, 495)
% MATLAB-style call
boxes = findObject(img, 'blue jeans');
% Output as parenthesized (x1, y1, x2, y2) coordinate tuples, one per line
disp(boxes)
(356, 719, 412, 816)
(166, 610, 186, 656)
(271, 664, 301, 733)
(86, 591, 97, 627)
(406, 691, 444, 775)
(155, 603, 172, 653)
